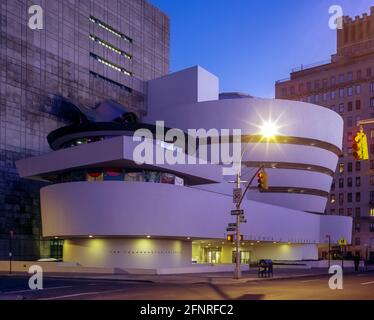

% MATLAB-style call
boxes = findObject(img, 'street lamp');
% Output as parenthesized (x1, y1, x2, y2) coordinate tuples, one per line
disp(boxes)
(260, 121, 279, 138)
(326, 234, 331, 268)
(231, 120, 278, 279)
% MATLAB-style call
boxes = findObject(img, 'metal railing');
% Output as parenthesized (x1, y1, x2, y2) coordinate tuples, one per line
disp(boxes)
(291, 59, 332, 73)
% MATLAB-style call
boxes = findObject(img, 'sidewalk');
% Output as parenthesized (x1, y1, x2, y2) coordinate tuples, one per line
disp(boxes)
(9, 266, 372, 285)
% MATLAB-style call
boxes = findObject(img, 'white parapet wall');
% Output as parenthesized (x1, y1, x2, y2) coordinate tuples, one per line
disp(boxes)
(63, 238, 192, 269)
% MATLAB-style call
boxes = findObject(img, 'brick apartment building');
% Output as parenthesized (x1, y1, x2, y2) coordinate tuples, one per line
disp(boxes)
(275, 7, 374, 260)
(0, 0, 169, 259)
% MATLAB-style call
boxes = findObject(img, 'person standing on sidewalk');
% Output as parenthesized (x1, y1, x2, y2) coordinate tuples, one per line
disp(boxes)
(353, 254, 360, 272)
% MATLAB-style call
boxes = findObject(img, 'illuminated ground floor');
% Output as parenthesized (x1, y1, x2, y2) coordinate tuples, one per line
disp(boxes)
(47, 237, 324, 270)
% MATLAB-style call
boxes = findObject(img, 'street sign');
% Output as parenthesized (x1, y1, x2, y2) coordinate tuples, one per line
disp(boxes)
(240, 216, 247, 223)
(226, 227, 236, 232)
(338, 238, 347, 246)
(233, 188, 242, 204)
(231, 209, 244, 216)
(228, 223, 237, 227)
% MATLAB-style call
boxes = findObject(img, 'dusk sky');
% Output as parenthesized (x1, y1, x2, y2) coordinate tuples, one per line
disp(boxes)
(150, 0, 373, 98)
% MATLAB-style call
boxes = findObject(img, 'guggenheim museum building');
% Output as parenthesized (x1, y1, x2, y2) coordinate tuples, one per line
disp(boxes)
(16, 66, 352, 273)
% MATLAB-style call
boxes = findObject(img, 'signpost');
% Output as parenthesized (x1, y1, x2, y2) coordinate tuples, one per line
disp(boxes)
(229, 165, 266, 279)
(338, 237, 347, 269)
(326, 234, 331, 268)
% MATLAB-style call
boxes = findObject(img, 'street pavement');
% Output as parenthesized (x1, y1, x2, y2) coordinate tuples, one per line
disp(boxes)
(1, 269, 374, 300)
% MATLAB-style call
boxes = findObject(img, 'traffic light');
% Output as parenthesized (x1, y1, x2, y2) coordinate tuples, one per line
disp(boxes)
(257, 169, 268, 192)
(227, 234, 234, 242)
(352, 129, 369, 161)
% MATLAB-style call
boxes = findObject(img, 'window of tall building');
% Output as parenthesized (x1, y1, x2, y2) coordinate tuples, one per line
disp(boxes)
(371, 160, 374, 170)
(339, 178, 344, 188)
(355, 207, 361, 218)
(348, 87, 353, 96)
(315, 94, 320, 103)
(357, 70, 362, 79)
(348, 162, 352, 172)
(348, 192, 353, 203)
(355, 237, 361, 246)
(89, 16, 132, 42)
(355, 85, 361, 95)
(371, 82, 374, 92)
(371, 97, 374, 108)
(331, 91, 336, 100)
(356, 100, 361, 110)
(330, 194, 336, 204)
(348, 72, 353, 81)
(370, 208, 374, 217)
(348, 147, 352, 155)
(323, 79, 328, 88)
(339, 163, 344, 173)
(306, 82, 312, 91)
(298, 83, 304, 93)
(339, 103, 344, 113)
(370, 223, 374, 232)
(339, 193, 344, 205)
(347, 102, 353, 112)
(331, 76, 336, 86)
(356, 177, 361, 187)
(356, 192, 361, 202)
(370, 191, 374, 203)
(339, 88, 344, 98)
(323, 92, 328, 101)
(371, 175, 374, 185)
(355, 222, 361, 232)
(339, 74, 345, 83)
(339, 208, 344, 216)
(367, 67, 372, 77)
(371, 144, 374, 154)
(314, 80, 320, 90)
(348, 208, 353, 216)
(348, 177, 353, 187)
(356, 161, 361, 171)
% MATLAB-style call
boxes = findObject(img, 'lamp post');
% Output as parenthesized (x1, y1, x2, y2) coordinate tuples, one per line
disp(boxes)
(9, 230, 13, 275)
(233, 166, 264, 279)
(326, 234, 331, 268)
(365, 244, 369, 272)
